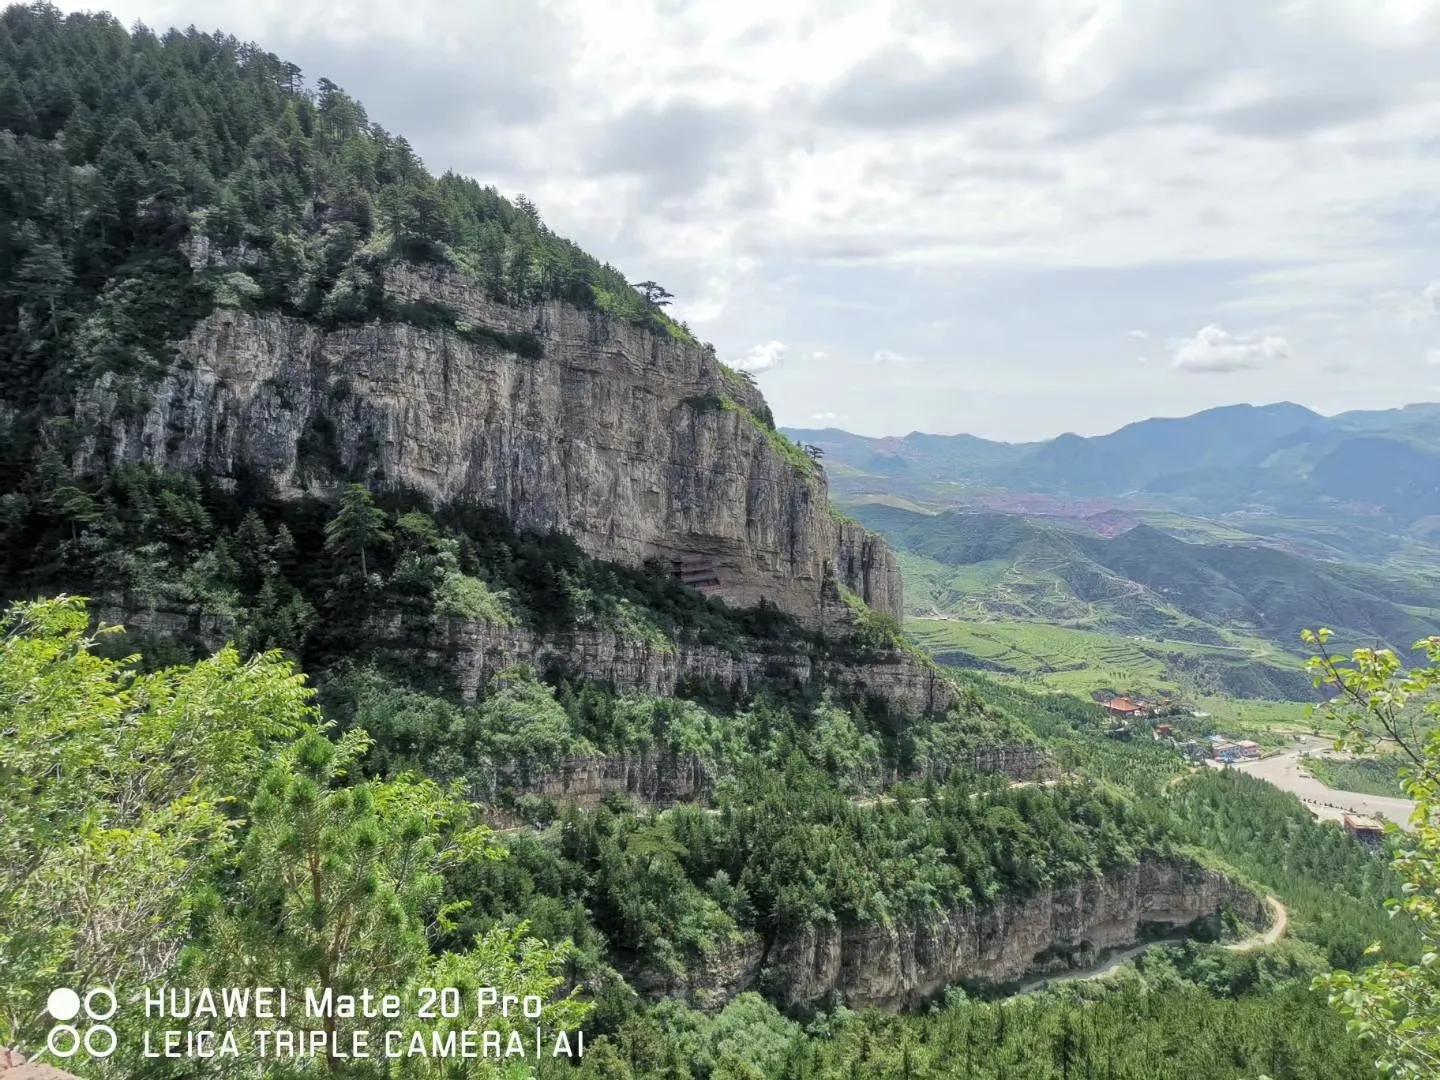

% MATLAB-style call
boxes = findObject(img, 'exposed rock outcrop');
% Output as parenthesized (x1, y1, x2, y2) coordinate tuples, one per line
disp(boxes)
(479, 744, 1049, 816)
(74, 262, 902, 629)
(645, 858, 1262, 1012)
(376, 608, 956, 718)
(93, 597, 956, 717)
(0, 1048, 81, 1079)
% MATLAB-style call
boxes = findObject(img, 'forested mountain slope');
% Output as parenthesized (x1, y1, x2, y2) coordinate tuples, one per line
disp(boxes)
(0, 3, 899, 630)
(856, 504, 1440, 656)
(0, 7, 1415, 1078)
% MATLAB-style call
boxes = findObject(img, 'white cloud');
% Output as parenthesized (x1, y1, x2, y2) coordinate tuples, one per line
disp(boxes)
(873, 348, 919, 364)
(1125, 329, 1148, 340)
(47, 0, 1440, 437)
(1427, 348, 1440, 367)
(809, 411, 849, 421)
(1169, 325, 1292, 373)
(733, 340, 789, 373)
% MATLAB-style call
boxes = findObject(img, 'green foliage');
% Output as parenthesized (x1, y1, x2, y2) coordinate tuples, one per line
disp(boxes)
(324, 482, 391, 576)
(964, 674, 1186, 793)
(432, 540, 518, 624)
(1165, 769, 1417, 968)
(840, 586, 905, 656)
(975, 672, 1422, 967)
(0, 594, 585, 1073)
(456, 760, 1170, 980)
(1307, 631, 1440, 1078)
(564, 974, 1373, 1080)
(185, 727, 500, 1040)
(1308, 754, 1408, 798)
(321, 661, 1023, 812)
(0, 594, 314, 1046)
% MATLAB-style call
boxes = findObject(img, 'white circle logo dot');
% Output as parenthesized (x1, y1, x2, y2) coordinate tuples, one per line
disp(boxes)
(47, 1024, 80, 1058)
(85, 1025, 117, 1059)
(84, 986, 117, 1020)
(46, 988, 80, 1022)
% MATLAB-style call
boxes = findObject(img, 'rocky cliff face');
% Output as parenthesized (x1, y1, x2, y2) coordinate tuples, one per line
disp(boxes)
(478, 744, 1049, 819)
(643, 858, 1263, 1012)
(93, 585, 964, 721)
(371, 607, 955, 717)
(74, 261, 901, 628)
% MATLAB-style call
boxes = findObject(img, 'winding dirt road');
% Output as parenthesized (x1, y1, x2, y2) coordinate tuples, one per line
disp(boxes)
(1225, 896, 1287, 952)
(1006, 895, 1287, 995)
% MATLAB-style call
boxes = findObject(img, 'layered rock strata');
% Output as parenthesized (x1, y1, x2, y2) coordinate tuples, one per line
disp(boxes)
(75, 262, 903, 628)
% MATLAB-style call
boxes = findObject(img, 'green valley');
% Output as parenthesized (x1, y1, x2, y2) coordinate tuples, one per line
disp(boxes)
(904, 617, 1320, 727)
(2, 5, 1438, 1080)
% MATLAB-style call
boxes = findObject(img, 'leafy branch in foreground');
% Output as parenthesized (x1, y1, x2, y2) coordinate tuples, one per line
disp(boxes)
(0, 596, 586, 1076)
(1305, 629, 1440, 1079)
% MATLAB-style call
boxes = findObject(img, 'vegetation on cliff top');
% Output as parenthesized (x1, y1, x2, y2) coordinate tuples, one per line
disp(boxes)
(0, 5, 1429, 1076)
(0, 1, 694, 428)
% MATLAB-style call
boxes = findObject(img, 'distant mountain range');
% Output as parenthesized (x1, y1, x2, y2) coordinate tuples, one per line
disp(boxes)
(785, 402, 1440, 528)
(790, 402, 1440, 700)
(852, 505, 1440, 659)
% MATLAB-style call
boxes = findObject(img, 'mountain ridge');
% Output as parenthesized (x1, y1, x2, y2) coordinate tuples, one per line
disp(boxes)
(853, 503, 1440, 660)
(785, 400, 1440, 524)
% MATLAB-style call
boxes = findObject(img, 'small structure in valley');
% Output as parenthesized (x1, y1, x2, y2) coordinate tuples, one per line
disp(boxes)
(1342, 813, 1386, 848)
(1211, 738, 1262, 764)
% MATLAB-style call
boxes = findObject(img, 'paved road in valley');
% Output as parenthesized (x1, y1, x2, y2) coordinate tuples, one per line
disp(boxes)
(1225, 736, 1416, 829)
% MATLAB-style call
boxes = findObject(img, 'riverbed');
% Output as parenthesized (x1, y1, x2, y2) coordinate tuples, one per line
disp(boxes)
(1224, 735, 1415, 829)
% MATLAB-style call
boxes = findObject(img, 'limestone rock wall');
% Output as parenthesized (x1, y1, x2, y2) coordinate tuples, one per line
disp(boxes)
(74, 262, 901, 628)
(370, 607, 958, 718)
(479, 744, 1050, 817)
(651, 858, 1262, 1012)
(92, 595, 966, 721)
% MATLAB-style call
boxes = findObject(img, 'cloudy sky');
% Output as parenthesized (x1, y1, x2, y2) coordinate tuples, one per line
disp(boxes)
(55, 0, 1440, 439)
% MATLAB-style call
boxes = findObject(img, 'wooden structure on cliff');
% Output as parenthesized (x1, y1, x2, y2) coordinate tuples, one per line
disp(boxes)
(670, 556, 721, 595)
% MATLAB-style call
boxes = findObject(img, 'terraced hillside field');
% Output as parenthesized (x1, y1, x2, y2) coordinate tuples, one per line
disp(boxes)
(905, 617, 1318, 714)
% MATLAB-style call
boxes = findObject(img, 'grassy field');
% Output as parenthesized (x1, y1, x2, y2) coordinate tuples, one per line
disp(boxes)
(1308, 755, 1409, 797)
(905, 616, 1324, 729)
(1192, 695, 1329, 732)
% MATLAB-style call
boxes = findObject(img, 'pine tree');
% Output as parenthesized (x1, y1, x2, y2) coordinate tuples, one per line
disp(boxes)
(11, 242, 70, 336)
(323, 482, 389, 575)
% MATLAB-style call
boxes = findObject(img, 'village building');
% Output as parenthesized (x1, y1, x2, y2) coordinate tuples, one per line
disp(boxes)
(1104, 696, 1146, 719)
(1342, 813, 1386, 849)
(1210, 738, 1261, 764)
